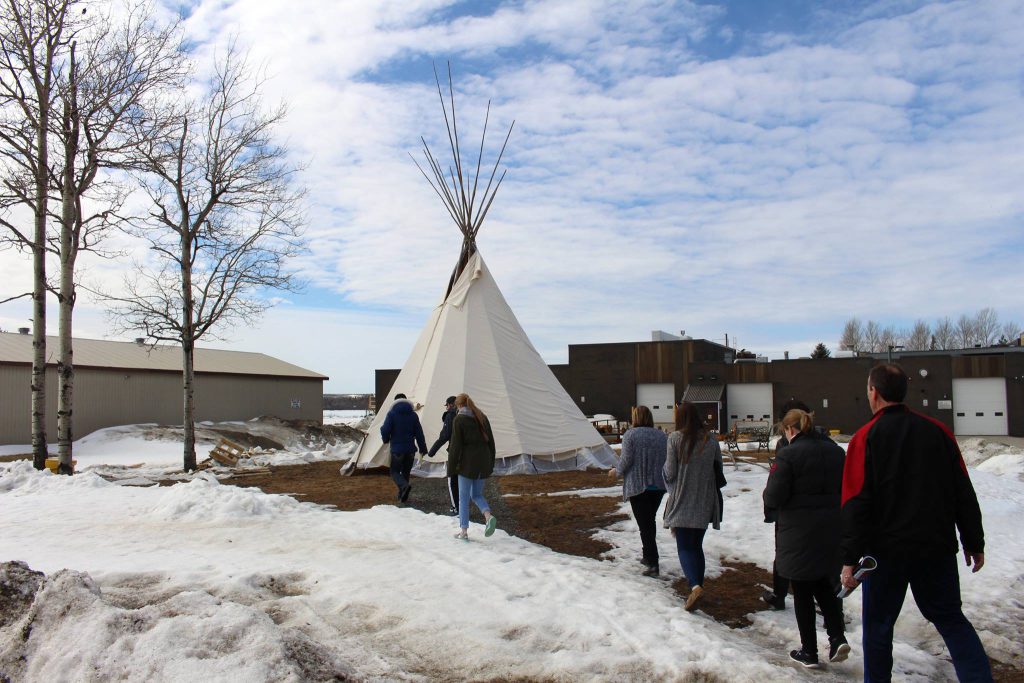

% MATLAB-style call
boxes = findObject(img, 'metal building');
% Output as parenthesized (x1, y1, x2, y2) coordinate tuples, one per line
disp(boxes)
(375, 336, 1024, 437)
(0, 331, 327, 445)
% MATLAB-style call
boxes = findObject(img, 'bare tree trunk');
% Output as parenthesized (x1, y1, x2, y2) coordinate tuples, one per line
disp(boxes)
(181, 230, 196, 472)
(56, 43, 78, 474)
(31, 95, 49, 471)
(57, 187, 76, 474)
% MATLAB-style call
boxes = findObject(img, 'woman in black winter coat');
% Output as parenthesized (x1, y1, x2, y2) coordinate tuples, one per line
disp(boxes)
(762, 409, 850, 669)
(448, 393, 497, 541)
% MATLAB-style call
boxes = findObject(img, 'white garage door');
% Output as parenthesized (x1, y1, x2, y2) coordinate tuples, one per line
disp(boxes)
(953, 378, 1008, 436)
(637, 383, 676, 425)
(727, 383, 773, 430)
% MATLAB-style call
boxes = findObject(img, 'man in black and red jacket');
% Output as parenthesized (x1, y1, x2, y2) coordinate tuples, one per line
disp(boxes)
(840, 363, 991, 682)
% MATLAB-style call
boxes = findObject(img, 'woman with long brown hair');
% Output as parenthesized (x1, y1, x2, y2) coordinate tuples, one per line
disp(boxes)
(448, 393, 498, 540)
(608, 405, 668, 576)
(663, 400, 724, 611)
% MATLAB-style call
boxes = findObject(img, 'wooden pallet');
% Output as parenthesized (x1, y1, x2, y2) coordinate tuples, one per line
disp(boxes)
(209, 438, 247, 466)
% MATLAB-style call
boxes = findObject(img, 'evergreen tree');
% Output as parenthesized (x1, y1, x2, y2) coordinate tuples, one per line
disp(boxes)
(811, 342, 831, 359)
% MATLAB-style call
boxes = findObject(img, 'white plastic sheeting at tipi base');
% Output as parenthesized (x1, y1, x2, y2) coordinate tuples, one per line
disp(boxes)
(344, 252, 617, 476)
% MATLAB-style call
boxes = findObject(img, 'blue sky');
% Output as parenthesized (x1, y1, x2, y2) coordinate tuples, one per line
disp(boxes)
(2, 0, 1022, 392)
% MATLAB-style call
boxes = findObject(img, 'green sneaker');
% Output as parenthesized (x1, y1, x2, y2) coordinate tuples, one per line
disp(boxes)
(485, 515, 497, 537)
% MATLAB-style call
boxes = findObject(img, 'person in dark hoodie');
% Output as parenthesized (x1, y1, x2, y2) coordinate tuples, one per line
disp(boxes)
(426, 395, 459, 515)
(763, 408, 849, 669)
(380, 393, 427, 503)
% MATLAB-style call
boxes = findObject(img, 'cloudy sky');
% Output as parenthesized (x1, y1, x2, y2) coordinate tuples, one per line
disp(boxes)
(2, 0, 1023, 392)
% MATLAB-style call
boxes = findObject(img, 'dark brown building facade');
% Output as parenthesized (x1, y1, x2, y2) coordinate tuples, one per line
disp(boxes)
(376, 341, 1024, 437)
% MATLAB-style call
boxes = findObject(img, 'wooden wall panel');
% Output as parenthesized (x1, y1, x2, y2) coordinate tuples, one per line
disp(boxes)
(952, 355, 1005, 378)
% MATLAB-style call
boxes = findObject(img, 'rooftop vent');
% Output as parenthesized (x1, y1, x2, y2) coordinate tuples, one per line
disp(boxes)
(17, 327, 29, 335)
(134, 338, 146, 345)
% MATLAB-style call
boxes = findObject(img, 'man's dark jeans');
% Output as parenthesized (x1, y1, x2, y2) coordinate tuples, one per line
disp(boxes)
(862, 551, 992, 682)
(390, 451, 415, 496)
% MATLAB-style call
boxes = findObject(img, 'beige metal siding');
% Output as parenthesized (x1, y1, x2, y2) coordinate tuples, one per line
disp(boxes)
(194, 374, 323, 422)
(0, 365, 34, 444)
(1, 364, 323, 445)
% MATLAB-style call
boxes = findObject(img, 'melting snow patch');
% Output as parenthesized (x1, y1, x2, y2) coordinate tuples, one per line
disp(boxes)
(148, 474, 305, 523)
(0, 564, 355, 683)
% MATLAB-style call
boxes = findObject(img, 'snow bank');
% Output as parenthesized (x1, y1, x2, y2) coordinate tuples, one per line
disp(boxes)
(149, 474, 305, 522)
(960, 438, 1024, 478)
(1, 439, 1022, 681)
(0, 565, 355, 682)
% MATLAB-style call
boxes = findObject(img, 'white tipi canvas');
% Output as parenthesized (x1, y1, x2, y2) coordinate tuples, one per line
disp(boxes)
(347, 251, 617, 475)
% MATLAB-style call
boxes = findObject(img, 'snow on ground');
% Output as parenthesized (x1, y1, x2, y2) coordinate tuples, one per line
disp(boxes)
(1, 437, 1022, 681)
(0, 417, 363, 486)
(323, 410, 373, 429)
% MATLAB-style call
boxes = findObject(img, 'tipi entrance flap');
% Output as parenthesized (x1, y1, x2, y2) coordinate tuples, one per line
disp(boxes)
(447, 259, 482, 309)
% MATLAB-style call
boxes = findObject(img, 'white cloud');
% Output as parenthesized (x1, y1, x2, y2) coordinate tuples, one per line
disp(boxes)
(3, 0, 1022, 391)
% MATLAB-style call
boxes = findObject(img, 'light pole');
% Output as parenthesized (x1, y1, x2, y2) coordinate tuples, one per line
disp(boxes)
(887, 344, 904, 363)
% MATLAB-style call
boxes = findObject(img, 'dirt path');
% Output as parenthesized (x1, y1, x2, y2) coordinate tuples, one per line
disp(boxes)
(224, 463, 778, 629)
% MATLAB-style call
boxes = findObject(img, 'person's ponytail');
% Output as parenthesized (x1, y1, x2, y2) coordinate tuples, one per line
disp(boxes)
(780, 408, 815, 435)
(456, 393, 490, 442)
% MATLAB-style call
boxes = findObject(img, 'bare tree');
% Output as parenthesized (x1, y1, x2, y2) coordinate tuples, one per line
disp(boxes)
(955, 313, 976, 349)
(0, 0, 81, 469)
(838, 317, 863, 352)
(973, 307, 999, 347)
(104, 45, 305, 471)
(863, 320, 882, 353)
(999, 320, 1021, 344)
(933, 316, 954, 350)
(879, 325, 900, 353)
(48, 4, 183, 472)
(906, 319, 931, 351)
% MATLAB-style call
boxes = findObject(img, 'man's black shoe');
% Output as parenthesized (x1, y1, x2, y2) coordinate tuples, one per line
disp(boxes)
(400, 484, 412, 503)
(789, 649, 820, 668)
(641, 564, 659, 577)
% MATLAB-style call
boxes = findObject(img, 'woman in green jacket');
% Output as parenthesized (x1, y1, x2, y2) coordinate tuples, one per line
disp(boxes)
(449, 393, 498, 540)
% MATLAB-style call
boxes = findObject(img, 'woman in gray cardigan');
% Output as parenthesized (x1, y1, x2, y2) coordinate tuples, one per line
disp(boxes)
(608, 406, 667, 576)
(663, 400, 724, 611)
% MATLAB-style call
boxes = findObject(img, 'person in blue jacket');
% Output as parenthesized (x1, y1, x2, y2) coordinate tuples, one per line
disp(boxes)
(380, 393, 426, 503)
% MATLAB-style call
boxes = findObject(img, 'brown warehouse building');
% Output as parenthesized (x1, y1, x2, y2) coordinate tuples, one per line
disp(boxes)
(377, 335, 1024, 437)
(0, 331, 327, 445)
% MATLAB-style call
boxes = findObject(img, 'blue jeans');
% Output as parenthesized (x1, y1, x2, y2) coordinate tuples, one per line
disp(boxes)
(458, 475, 490, 530)
(862, 552, 992, 682)
(389, 452, 414, 495)
(674, 527, 707, 588)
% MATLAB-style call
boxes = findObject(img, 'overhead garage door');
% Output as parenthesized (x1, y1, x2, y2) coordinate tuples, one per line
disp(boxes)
(727, 383, 773, 430)
(637, 383, 676, 425)
(953, 378, 1008, 436)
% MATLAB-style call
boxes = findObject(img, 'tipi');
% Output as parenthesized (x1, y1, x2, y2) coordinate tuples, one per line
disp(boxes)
(345, 68, 616, 475)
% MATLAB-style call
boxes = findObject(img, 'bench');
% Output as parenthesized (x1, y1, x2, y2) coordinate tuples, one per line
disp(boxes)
(724, 421, 771, 453)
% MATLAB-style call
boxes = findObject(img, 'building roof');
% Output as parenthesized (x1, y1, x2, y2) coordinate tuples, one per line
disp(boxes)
(0, 332, 327, 380)
(682, 383, 724, 403)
